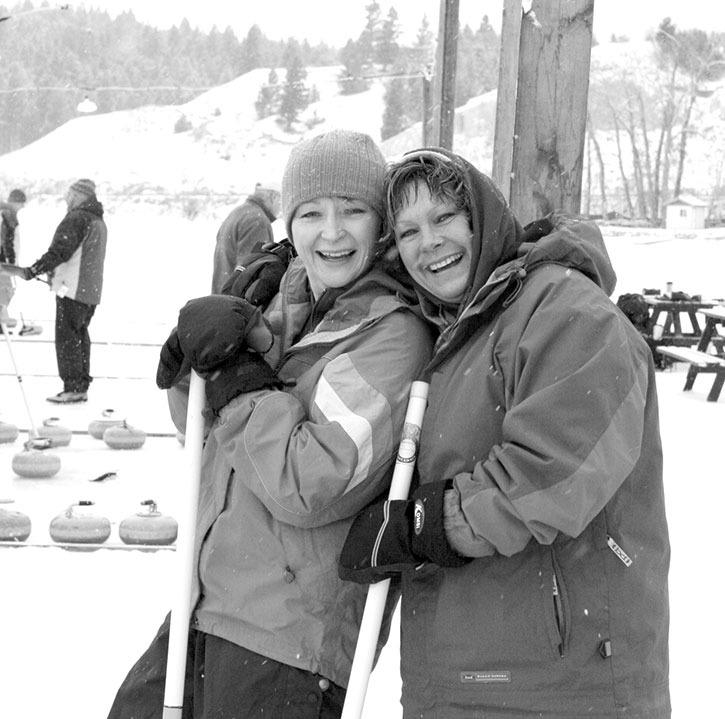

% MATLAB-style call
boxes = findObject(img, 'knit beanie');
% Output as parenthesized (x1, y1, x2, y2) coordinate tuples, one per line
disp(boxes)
(282, 130, 386, 241)
(70, 178, 96, 198)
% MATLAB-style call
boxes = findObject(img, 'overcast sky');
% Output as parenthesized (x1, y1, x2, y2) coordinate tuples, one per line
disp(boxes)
(34, 0, 725, 45)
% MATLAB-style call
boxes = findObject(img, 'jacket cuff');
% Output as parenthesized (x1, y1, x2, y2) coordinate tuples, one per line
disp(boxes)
(411, 480, 470, 568)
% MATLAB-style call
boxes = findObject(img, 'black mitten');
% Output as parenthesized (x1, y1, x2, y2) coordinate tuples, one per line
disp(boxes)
(156, 295, 263, 390)
(338, 480, 469, 585)
(178, 294, 261, 371)
(156, 327, 191, 389)
(205, 351, 283, 414)
(221, 241, 295, 307)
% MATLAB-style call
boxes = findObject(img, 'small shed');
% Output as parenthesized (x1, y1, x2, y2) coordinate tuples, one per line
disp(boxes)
(665, 194, 708, 230)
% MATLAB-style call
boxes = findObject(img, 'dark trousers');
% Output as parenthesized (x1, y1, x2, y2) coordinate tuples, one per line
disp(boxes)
(107, 613, 346, 719)
(55, 295, 96, 392)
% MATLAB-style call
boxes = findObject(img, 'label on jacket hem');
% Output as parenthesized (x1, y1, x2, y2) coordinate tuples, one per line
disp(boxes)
(460, 670, 511, 683)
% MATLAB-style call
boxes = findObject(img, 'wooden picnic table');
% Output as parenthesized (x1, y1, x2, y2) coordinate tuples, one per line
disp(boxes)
(644, 297, 720, 345)
(656, 304, 725, 402)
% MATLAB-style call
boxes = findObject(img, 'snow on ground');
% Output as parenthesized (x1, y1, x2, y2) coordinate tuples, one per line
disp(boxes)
(1, 209, 723, 717)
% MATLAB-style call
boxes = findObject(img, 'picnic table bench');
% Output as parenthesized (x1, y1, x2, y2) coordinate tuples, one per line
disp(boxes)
(656, 306, 725, 402)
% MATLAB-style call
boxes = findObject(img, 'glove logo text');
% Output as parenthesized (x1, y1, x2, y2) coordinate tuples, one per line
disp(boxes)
(413, 498, 425, 535)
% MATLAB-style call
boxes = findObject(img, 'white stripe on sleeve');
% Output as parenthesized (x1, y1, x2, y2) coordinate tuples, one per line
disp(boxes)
(313, 372, 374, 490)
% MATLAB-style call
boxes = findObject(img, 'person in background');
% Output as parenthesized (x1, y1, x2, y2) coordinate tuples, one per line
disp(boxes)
(211, 182, 281, 293)
(340, 148, 670, 718)
(107, 130, 433, 718)
(1, 178, 107, 403)
(0, 188, 27, 330)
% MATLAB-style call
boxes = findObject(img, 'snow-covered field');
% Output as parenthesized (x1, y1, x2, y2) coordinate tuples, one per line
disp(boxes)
(1, 204, 724, 717)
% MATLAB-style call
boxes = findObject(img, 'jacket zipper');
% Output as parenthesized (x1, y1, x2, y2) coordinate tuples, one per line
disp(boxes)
(550, 549, 569, 658)
(552, 571, 565, 657)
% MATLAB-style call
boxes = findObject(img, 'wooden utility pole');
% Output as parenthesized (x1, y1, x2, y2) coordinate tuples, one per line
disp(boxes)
(492, 0, 594, 224)
(421, 71, 432, 146)
(430, 0, 459, 149)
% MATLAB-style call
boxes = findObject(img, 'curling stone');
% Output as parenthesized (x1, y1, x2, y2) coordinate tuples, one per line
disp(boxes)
(88, 409, 125, 439)
(49, 501, 111, 545)
(119, 499, 178, 546)
(12, 447, 61, 478)
(103, 421, 147, 450)
(0, 501, 32, 542)
(37, 417, 72, 447)
(0, 421, 19, 444)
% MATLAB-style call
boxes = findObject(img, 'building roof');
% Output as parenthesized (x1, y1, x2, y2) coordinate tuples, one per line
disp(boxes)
(666, 193, 708, 208)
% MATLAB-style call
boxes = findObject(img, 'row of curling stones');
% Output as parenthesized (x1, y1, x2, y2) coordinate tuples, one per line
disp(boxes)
(1, 418, 72, 448)
(89, 409, 147, 449)
(3, 410, 147, 451)
(5, 412, 147, 481)
(0, 499, 178, 547)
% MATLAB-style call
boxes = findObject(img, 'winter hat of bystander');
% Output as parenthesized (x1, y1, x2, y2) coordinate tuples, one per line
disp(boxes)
(69, 178, 97, 198)
(8, 189, 26, 203)
(281, 129, 386, 242)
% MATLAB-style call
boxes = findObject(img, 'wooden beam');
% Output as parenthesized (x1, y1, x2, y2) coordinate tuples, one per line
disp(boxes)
(492, 0, 524, 202)
(512, 0, 594, 223)
(430, 0, 459, 149)
(492, 0, 594, 223)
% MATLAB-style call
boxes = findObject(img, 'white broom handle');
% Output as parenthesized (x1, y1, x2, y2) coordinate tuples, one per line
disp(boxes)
(162, 370, 206, 718)
(341, 380, 429, 719)
(0, 319, 39, 437)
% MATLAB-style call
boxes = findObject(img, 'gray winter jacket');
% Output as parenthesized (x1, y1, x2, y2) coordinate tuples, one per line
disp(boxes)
(171, 258, 433, 688)
(397, 155, 670, 718)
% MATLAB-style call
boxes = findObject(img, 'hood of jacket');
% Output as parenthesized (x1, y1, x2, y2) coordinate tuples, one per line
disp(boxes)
(411, 151, 616, 370)
(73, 197, 104, 219)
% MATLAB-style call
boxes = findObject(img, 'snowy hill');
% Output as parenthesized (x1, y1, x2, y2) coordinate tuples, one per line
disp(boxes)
(0, 66, 385, 200)
(0, 42, 723, 208)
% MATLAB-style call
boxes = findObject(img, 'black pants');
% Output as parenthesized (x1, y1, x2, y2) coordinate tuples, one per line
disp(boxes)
(107, 614, 346, 719)
(55, 296, 96, 392)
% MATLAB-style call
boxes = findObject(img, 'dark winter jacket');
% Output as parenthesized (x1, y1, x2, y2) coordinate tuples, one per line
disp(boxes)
(30, 197, 107, 305)
(0, 206, 20, 264)
(398, 159, 670, 717)
(169, 258, 433, 689)
(211, 195, 276, 293)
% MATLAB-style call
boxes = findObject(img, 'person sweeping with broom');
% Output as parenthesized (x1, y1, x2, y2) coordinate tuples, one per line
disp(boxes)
(1, 179, 107, 403)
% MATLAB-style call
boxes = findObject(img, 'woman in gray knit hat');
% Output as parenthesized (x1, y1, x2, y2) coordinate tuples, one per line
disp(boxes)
(107, 130, 433, 719)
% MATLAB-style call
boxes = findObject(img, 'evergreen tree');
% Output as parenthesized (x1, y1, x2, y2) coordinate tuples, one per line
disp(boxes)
(381, 75, 408, 140)
(240, 25, 264, 72)
(255, 68, 281, 119)
(358, 1, 381, 67)
(279, 39, 309, 131)
(338, 39, 370, 95)
(377, 7, 400, 69)
(412, 14, 435, 69)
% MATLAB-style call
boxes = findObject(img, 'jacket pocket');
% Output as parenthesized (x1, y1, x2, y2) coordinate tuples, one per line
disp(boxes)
(417, 551, 562, 676)
(545, 547, 571, 658)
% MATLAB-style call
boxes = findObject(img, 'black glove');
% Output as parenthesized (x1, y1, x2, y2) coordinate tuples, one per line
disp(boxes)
(221, 241, 295, 307)
(156, 295, 262, 389)
(338, 480, 470, 584)
(204, 350, 283, 414)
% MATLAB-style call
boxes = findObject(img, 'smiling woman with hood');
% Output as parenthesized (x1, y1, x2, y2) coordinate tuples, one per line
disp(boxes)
(340, 149, 670, 718)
